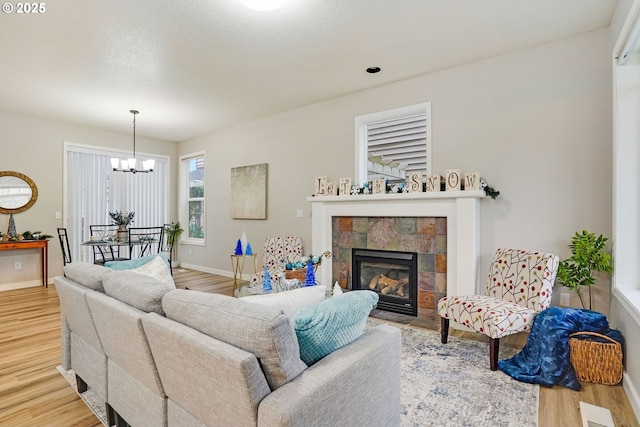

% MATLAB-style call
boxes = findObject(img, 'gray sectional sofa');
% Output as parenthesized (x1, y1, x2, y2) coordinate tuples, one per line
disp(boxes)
(55, 261, 402, 427)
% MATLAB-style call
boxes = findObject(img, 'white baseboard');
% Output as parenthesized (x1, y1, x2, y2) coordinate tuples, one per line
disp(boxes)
(624, 372, 640, 424)
(176, 262, 235, 279)
(0, 280, 44, 292)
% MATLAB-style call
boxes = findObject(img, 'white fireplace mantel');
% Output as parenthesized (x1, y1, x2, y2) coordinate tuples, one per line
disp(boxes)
(306, 191, 485, 297)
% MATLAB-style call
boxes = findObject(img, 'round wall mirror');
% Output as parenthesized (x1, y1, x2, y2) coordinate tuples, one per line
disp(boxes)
(0, 171, 38, 214)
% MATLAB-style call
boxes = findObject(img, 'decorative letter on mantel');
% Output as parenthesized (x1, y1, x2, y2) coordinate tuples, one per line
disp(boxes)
(446, 169, 461, 191)
(230, 163, 268, 220)
(407, 172, 423, 193)
(372, 178, 385, 194)
(339, 177, 351, 196)
(426, 175, 440, 192)
(464, 172, 479, 190)
(314, 176, 328, 196)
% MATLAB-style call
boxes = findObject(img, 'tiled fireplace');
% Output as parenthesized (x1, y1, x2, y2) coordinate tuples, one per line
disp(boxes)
(335, 217, 444, 320)
(307, 191, 484, 325)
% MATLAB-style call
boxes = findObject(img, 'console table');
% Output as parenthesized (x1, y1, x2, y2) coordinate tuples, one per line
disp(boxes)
(0, 240, 48, 287)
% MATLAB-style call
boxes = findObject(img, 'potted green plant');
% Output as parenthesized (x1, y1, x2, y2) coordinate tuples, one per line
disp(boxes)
(164, 222, 184, 260)
(555, 230, 614, 310)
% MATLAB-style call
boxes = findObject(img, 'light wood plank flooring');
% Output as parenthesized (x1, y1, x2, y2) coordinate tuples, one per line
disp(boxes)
(0, 268, 637, 427)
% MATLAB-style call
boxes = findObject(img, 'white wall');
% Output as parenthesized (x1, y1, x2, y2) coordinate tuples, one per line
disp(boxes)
(179, 29, 613, 312)
(0, 110, 178, 287)
(610, 0, 640, 419)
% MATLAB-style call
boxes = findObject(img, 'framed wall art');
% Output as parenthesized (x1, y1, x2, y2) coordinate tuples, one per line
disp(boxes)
(230, 163, 267, 219)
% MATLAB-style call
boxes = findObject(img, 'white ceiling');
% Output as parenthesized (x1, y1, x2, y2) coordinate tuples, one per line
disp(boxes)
(0, 0, 617, 141)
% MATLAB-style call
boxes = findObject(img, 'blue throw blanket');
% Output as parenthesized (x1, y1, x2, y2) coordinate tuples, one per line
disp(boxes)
(498, 306, 623, 390)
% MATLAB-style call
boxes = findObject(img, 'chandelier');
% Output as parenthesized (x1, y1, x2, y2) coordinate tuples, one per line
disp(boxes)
(110, 110, 155, 174)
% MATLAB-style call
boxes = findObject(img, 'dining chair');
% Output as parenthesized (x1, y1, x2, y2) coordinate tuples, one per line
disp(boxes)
(57, 227, 72, 266)
(89, 224, 128, 265)
(128, 226, 164, 259)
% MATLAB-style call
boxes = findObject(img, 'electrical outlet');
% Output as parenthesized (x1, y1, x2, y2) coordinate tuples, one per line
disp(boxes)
(14, 262, 21, 270)
(55, 211, 61, 219)
(560, 293, 570, 306)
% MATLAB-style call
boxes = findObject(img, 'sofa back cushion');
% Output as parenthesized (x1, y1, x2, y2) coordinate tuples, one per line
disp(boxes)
(63, 262, 111, 292)
(162, 289, 307, 390)
(103, 270, 176, 315)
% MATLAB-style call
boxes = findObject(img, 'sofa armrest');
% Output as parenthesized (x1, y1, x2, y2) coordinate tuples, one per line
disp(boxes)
(257, 324, 401, 427)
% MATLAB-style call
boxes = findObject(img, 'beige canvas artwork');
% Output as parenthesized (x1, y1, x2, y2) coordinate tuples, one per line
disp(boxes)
(230, 163, 267, 219)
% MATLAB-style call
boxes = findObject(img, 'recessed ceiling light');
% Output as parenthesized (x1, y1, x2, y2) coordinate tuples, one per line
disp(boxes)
(240, 0, 285, 11)
(366, 66, 381, 74)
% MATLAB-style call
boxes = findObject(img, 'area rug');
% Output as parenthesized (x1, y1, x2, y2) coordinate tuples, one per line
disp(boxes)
(57, 320, 538, 427)
(56, 366, 108, 426)
(366, 318, 539, 427)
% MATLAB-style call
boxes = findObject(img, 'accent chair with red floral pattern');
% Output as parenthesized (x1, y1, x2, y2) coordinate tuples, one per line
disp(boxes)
(437, 248, 559, 370)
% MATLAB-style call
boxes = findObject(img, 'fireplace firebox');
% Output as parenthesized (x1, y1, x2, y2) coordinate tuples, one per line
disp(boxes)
(352, 248, 418, 316)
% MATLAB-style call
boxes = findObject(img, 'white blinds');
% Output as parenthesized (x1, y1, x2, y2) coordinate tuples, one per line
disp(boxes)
(366, 112, 428, 179)
(65, 145, 168, 262)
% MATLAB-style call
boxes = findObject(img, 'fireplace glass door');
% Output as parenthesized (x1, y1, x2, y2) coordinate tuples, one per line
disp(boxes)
(352, 249, 417, 316)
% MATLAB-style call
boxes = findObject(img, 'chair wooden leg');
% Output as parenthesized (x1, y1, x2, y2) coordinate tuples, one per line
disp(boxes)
(490, 338, 499, 371)
(440, 317, 449, 344)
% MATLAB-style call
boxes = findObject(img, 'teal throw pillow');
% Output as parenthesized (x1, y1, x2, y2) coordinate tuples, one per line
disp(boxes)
(105, 253, 169, 270)
(292, 290, 378, 365)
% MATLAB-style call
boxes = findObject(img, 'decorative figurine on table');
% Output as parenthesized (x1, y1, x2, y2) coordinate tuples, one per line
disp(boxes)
(234, 239, 243, 255)
(304, 260, 315, 286)
(262, 267, 272, 294)
(245, 242, 253, 255)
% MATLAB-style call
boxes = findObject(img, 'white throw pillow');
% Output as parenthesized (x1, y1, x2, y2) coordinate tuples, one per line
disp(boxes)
(129, 255, 175, 287)
(242, 285, 327, 318)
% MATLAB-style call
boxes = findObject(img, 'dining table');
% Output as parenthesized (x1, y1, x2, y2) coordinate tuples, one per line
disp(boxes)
(81, 236, 158, 260)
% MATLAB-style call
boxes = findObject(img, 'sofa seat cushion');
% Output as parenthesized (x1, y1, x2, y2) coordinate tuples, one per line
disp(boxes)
(103, 270, 176, 315)
(241, 285, 326, 318)
(162, 289, 307, 390)
(63, 262, 111, 291)
(437, 294, 537, 339)
(293, 290, 378, 365)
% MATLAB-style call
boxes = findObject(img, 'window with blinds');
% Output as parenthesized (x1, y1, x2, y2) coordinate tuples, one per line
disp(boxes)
(356, 102, 431, 184)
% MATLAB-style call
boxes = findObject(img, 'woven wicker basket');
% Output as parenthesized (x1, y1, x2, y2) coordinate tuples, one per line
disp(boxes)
(285, 264, 320, 281)
(569, 331, 623, 386)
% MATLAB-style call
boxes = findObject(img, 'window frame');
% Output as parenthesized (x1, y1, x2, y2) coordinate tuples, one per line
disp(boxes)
(179, 151, 206, 246)
(354, 102, 432, 185)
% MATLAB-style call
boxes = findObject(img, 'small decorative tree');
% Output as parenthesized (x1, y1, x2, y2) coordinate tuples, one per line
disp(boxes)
(555, 230, 614, 310)
(262, 267, 272, 293)
(304, 260, 315, 286)
(234, 239, 243, 256)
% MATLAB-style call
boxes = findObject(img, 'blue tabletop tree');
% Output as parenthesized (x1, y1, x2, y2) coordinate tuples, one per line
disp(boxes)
(262, 267, 272, 293)
(304, 260, 315, 286)
(234, 239, 243, 255)
(245, 242, 253, 255)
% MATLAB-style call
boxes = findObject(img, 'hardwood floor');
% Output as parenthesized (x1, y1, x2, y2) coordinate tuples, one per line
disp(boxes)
(0, 268, 637, 427)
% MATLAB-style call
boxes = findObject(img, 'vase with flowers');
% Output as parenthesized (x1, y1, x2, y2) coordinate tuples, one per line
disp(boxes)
(109, 210, 135, 241)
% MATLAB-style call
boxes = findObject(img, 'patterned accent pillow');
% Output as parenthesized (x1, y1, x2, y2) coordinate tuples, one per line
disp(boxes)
(293, 290, 378, 365)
